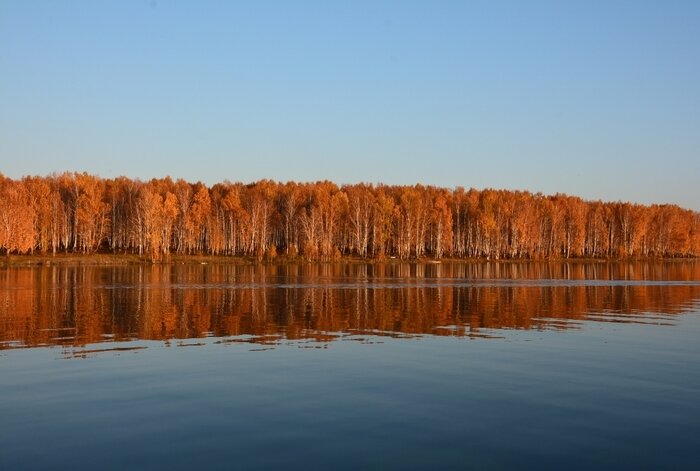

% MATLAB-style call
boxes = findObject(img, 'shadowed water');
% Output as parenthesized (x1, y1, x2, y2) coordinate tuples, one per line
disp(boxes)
(1, 261, 700, 470)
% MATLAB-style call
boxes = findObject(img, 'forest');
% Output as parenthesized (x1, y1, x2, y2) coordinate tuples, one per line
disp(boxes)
(0, 172, 698, 260)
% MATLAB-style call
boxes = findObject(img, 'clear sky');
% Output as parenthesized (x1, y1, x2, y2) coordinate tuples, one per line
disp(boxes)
(1, 1, 699, 210)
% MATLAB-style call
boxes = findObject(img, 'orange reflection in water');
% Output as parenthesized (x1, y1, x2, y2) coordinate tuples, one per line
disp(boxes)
(1, 261, 699, 350)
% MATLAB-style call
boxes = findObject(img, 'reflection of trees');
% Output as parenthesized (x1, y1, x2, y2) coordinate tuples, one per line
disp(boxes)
(1, 262, 699, 349)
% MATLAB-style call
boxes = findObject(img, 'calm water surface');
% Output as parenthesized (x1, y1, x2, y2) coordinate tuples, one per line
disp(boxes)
(1, 261, 700, 470)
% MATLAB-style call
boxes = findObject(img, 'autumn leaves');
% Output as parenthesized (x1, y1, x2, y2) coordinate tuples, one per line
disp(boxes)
(0, 173, 698, 259)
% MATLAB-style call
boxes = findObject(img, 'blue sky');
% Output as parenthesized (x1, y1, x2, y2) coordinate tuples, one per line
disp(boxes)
(1, 1, 699, 209)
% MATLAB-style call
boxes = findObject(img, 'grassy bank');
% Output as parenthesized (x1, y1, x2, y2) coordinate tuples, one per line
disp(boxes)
(1, 252, 695, 268)
(0, 253, 256, 267)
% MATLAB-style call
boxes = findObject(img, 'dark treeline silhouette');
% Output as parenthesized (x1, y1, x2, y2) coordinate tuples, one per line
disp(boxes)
(1, 172, 699, 259)
(2, 262, 699, 350)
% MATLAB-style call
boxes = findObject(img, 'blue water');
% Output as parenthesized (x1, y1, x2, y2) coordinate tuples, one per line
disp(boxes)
(1, 263, 700, 470)
(1, 315, 698, 470)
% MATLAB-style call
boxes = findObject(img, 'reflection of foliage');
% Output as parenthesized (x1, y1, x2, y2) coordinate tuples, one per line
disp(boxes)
(1, 262, 699, 350)
(1, 173, 699, 259)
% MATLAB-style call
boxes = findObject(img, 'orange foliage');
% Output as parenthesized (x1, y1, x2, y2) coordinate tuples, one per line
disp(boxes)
(0, 173, 698, 259)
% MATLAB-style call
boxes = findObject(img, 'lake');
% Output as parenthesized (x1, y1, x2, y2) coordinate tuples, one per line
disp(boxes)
(1, 261, 700, 470)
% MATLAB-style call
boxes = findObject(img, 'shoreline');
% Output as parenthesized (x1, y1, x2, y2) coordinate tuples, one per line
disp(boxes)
(1, 253, 696, 267)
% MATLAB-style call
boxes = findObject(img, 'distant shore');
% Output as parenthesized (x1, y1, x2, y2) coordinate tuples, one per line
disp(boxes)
(0, 253, 256, 267)
(1, 252, 695, 267)
(2, 175, 699, 261)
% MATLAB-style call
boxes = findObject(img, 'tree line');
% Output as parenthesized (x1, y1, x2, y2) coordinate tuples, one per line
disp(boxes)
(1, 172, 698, 259)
